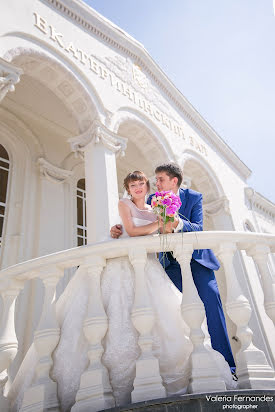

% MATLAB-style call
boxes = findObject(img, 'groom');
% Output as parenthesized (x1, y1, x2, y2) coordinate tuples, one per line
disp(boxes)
(111, 163, 236, 373)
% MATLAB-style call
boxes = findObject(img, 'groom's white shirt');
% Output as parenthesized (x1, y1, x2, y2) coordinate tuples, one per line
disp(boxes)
(173, 189, 184, 233)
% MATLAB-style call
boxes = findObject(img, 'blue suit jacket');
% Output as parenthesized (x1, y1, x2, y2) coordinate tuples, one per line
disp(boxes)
(147, 188, 220, 271)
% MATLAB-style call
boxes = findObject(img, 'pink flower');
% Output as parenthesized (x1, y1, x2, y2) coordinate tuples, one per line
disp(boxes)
(151, 190, 181, 220)
(162, 197, 172, 206)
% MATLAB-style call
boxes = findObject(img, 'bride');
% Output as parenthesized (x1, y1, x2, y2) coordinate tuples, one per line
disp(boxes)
(52, 171, 194, 410)
(9, 171, 235, 412)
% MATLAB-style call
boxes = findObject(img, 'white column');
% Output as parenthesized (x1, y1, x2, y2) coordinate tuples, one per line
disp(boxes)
(36, 158, 73, 256)
(173, 244, 226, 393)
(247, 244, 275, 324)
(21, 265, 63, 412)
(217, 243, 275, 389)
(0, 57, 23, 103)
(72, 256, 114, 412)
(129, 247, 166, 403)
(69, 121, 127, 243)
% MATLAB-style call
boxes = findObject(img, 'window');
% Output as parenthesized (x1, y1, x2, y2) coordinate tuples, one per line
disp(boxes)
(77, 178, 87, 246)
(244, 220, 255, 232)
(0, 144, 9, 249)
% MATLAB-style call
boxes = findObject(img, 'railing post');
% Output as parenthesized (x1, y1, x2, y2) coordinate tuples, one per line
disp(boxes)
(72, 256, 114, 412)
(20, 265, 63, 412)
(129, 247, 166, 403)
(0, 280, 22, 372)
(247, 244, 275, 325)
(173, 244, 226, 392)
(0, 279, 23, 411)
(217, 242, 275, 389)
(0, 373, 9, 410)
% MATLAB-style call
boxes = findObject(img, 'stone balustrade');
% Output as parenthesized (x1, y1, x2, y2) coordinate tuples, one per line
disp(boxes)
(0, 231, 274, 411)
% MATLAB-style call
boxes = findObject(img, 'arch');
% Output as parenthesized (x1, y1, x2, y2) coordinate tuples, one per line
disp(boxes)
(0, 106, 44, 159)
(180, 149, 225, 203)
(1, 35, 107, 132)
(110, 108, 176, 193)
(109, 107, 176, 162)
(0, 110, 40, 268)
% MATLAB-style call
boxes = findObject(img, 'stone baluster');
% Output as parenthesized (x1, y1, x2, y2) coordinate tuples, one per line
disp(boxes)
(247, 244, 275, 325)
(72, 256, 114, 412)
(0, 280, 22, 373)
(21, 265, 64, 412)
(129, 248, 166, 403)
(0, 373, 9, 411)
(0, 279, 23, 411)
(173, 244, 226, 392)
(217, 243, 275, 389)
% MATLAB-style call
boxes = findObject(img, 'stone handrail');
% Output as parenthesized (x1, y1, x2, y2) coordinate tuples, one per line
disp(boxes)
(0, 231, 275, 411)
(0, 231, 274, 280)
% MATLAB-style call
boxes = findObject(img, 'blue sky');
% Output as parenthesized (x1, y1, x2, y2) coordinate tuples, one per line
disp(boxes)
(84, 0, 275, 203)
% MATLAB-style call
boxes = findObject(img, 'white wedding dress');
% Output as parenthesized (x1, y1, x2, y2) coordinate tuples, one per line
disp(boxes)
(8, 198, 236, 412)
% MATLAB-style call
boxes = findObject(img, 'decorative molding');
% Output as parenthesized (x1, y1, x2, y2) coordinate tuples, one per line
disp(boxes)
(2, 47, 102, 133)
(245, 187, 275, 221)
(68, 120, 128, 158)
(94, 54, 174, 116)
(43, 0, 251, 180)
(180, 153, 194, 168)
(37, 158, 73, 184)
(0, 57, 23, 103)
(204, 196, 230, 216)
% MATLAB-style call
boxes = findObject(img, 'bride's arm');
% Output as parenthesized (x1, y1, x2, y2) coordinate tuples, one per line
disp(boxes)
(118, 201, 158, 237)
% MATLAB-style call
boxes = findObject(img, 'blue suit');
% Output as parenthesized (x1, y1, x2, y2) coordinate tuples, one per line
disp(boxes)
(148, 188, 235, 370)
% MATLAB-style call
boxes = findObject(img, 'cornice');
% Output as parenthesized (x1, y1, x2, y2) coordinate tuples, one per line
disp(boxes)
(245, 187, 275, 220)
(204, 196, 230, 216)
(44, 0, 251, 180)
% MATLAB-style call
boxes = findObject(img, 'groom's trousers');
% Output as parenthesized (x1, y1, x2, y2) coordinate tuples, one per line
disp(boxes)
(164, 256, 236, 370)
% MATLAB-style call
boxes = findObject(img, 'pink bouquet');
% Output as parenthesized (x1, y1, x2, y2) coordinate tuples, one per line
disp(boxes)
(151, 191, 182, 224)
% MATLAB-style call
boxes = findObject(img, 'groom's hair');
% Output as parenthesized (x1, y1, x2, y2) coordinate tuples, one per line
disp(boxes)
(155, 163, 183, 187)
(124, 171, 150, 193)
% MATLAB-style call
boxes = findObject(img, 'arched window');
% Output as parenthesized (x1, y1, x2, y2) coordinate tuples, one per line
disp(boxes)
(0, 144, 10, 250)
(77, 178, 87, 246)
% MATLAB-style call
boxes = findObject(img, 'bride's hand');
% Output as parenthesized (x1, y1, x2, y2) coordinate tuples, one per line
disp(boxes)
(158, 216, 177, 234)
(110, 224, 123, 239)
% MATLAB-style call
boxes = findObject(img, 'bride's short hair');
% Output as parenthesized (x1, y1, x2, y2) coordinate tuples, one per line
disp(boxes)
(124, 171, 150, 194)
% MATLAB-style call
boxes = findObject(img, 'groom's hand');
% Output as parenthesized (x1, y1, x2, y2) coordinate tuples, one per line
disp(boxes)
(159, 217, 179, 233)
(110, 224, 123, 239)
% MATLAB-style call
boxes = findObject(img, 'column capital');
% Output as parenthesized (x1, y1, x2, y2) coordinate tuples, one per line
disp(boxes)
(204, 196, 230, 217)
(0, 57, 23, 103)
(68, 120, 128, 158)
(37, 157, 73, 184)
